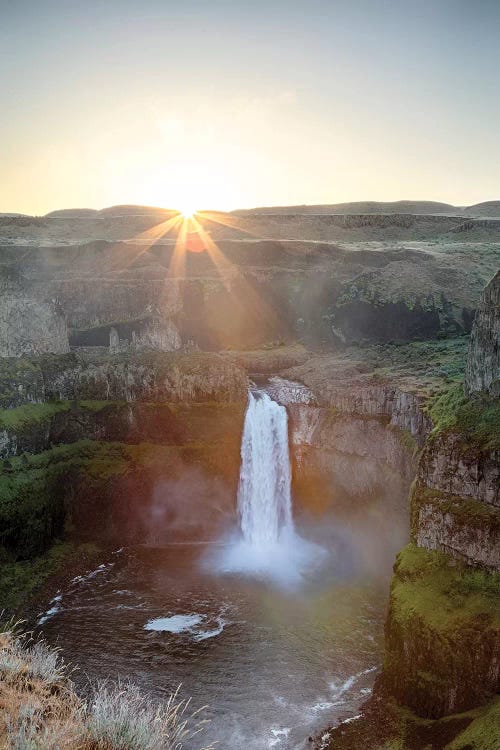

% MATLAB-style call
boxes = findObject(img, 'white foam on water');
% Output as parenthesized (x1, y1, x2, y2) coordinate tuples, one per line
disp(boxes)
(144, 614, 203, 633)
(341, 714, 362, 725)
(71, 561, 114, 585)
(193, 617, 227, 641)
(144, 612, 228, 641)
(329, 665, 377, 699)
(311, 701, 336, 712)
(268, 727, 290, 748)
(37, 593, 63, 625)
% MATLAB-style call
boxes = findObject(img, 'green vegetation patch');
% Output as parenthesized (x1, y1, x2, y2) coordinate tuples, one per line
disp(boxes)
(0, 356, 43, 408)
(0, 401, 70, 431)
(78, 399, 127, 412)
(0, 441, 131, 558)
(445, 696, 500, 750)
(322, 693, 500, 750)
(392, 543, 500, 631)
(0, 541, 100, 615)
(366, 337, 468, 384)
(427, 382, 500, 450)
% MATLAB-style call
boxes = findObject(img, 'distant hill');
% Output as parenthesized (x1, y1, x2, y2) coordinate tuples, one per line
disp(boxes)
(233, 200, 458, 216)
(96, 205, 177, 218)
(463, 201, 500, 217)
(13, 199, 500, 222)
(45, 208, 98, 218)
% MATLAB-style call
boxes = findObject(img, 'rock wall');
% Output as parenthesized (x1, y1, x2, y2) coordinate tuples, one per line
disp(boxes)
(465, 270, 500, 398)
(409, 432, 500, 570)
(267, 376, 419, 522)
(0, 351, 248, 409)
(282, 359, 432, 446)
(0, 276, 69, 358)
(381, 272, 500, 722)
(383, 544, 499, 719)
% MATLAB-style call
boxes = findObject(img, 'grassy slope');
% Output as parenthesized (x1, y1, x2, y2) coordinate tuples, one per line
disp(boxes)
(427, 382, 500, 450)
(390, 544, 500, 632)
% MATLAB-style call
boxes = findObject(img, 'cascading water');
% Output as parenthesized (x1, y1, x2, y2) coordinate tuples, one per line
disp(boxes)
(238, 391, 293, 546)
(210, 389, 326, 588)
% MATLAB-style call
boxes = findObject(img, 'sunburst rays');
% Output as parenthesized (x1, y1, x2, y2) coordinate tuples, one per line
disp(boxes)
(120, 207, 283, 346)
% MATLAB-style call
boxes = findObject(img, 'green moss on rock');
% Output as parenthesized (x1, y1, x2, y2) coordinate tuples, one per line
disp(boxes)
(428, 382, 500, 450)
(0, 401, 70, 430)
(384, 544, 500, 718)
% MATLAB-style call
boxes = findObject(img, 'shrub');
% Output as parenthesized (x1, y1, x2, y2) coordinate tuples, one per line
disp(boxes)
(0, 631, 215, 750)
(85, 682, 213, 750)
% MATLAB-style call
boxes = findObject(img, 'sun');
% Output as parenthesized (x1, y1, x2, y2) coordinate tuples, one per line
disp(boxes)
(178, 204, 197, 220)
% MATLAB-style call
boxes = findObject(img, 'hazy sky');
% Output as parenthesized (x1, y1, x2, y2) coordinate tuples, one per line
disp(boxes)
(1, 0, 499, 214)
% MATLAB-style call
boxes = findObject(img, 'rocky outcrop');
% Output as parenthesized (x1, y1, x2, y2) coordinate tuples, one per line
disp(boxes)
(109, 317, 181, 353)
(465, 270, 500, 398)
(409, 431, 500, 570)
(0, 275, 69, 358)
(417, 432, 499, 507)
(2, 209, 498, 348)
(0, 401, 246, 460)
(0, 351, 248, 409)
(283, 359, 432, 445)
(384, 545, 499, 719)
(414, 491, 500, 569)
(265, 376, 417, 521)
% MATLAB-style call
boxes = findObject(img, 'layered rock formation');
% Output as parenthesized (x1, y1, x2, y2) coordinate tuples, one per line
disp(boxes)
(380, 277, 500, 723)
(0, 273, 69, 358)
(465, 270, 500, 398)
(1, 205, 498, 349)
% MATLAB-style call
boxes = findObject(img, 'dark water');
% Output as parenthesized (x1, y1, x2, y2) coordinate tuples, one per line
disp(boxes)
(36, 513, 398, 750)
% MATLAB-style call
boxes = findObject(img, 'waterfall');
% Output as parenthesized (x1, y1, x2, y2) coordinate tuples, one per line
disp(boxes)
(208, 388, 326, 587)
(238, 391, 293, 546)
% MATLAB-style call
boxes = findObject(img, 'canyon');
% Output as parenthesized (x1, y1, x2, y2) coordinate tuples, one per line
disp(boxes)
(0, 205, 498, 750)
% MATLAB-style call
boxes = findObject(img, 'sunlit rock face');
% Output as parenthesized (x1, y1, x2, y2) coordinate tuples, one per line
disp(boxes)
(267, 376, 418, 524)
(0, 274, 69, 358)
(109, 318, 181, 353)
(465, 270, 500, 398)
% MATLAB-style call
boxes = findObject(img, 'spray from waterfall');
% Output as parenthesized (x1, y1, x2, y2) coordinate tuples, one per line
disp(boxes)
(210, 389, 326, 588)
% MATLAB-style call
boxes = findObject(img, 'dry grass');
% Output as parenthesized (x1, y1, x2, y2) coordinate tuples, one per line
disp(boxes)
(0, 628, 215, 750)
